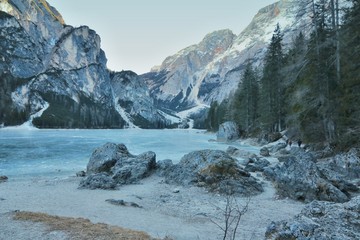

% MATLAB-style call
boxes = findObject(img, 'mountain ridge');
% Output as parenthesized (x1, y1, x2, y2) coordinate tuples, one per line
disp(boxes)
(143, 0, 311, 115)
(0, 0, 176, 128)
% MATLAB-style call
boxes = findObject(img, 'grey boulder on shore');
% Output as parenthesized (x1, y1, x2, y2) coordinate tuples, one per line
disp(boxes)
(265, 195, 360, 240)
(79, 143, 156, 189)
(158, 149, 263, 196)
(263, 150, 358, 203)
(216, 121, 240, 142)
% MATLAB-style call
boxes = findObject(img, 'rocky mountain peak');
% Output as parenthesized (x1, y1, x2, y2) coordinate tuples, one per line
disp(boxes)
(198, 29, 235, 53)
(144, 0, 312, 113)
(2, 0, 64, 24)
(159, 29, 235, 72)
(143, 29, 236, 110)
(0, 0, 174, 129)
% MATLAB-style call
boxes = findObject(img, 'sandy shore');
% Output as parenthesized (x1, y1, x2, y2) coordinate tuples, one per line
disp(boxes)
(0, 171, 304, 240)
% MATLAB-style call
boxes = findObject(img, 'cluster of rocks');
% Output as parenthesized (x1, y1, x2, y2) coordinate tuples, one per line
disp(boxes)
(79, 143, 156, 190)
(78, 140, 360, 239)
(263, 148, 359, 203)
(261, 144, 360, 239)
(79, 142, 263, 196)
(265, 195, 360, 239)
(226, 146, 270, 173)
(158, 149, 263, 196)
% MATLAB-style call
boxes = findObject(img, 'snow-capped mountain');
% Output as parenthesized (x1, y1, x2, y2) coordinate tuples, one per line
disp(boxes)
(1, 0, 338, 128)
(143, 0, 312, 114)
(0, 0, 174, 128)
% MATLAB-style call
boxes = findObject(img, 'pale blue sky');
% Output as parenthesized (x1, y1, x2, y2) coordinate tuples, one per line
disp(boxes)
(47, 0, 276, 74)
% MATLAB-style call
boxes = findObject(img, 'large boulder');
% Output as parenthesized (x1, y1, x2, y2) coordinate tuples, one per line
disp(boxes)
(161, 150, 263, 196)
(112, 151, 156, 184)
(86, 143, 132, 174)
(244, 157, 270, 172)
(318, 148, 360, 180)
(263, 152, 350, 203)
(216, 121, 240, 142)
(265, 196, 360, 240)
(80, 143, 156, 189)
(226, 146, 253, 159)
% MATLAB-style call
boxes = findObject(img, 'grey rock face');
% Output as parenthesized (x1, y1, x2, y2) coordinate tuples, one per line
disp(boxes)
(244, 158, 270, 172)
(319, 148, 360, 180)
(144, 0, 312, 112)
(226, 146, 254, 159)
(79, 173, 117, 190)
(110, 71, 174, 128)
(156, 159, 174, 177)
(81, 143, 156, 189)
(112, 151, 156, 184)
(86, 143, 131, 174)
(0, 0, 120, 127)
(0, 0, 165, 129)
(161, 150, 263, 196)
(143, 29, 236, 110)
(269, 142, 287, 153)
(264, 152, 350, 203)
(216, 121, 240, 142)
(265, 196, 360, 240)
(260, 147, 270, 157)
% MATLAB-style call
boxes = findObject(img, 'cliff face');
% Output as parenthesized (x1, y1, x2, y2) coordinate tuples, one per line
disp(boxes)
(110, 71, 176, 128)
(0, 0, 171, 128)
(143, 29, 236, 110)
(143, 0, 312, 113)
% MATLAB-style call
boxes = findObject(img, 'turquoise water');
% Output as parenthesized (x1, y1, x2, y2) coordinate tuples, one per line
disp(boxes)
(0, 128, 232, 180)
(0, 128, 259, 180)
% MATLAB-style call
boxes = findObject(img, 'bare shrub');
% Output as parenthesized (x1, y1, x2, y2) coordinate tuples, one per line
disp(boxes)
(210, 194, 250, 240)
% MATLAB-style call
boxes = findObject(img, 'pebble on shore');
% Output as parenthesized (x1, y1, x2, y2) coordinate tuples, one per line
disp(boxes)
(0, 176, 8, 183)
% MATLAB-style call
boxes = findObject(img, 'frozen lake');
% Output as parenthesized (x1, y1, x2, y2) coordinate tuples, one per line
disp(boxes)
(0, 128, 259, 180)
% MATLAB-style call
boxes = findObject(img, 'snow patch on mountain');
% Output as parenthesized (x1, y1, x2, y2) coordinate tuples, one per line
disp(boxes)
(113, 97, 138, 129)
(21, 102, 50, 128)
(176, 104, 209, 119)
(144, 0, 315, 113)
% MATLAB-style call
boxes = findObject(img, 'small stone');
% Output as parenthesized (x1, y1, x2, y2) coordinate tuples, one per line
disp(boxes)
(105, 199, 125, 206)
(76, 171, 86, 177)
(0, 176, 8, 182)
(260, 147, 270, 157)
(173, 188, 180, 193)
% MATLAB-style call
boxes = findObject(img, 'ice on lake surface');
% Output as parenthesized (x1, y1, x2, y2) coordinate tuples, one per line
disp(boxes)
(0, 128, 259, 180)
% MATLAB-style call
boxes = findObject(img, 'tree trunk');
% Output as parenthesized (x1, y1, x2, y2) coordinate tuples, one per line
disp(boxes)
(330, 0, 341, 83)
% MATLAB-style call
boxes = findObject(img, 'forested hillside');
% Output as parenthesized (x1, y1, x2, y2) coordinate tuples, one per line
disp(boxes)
(206, 0, 360, 151)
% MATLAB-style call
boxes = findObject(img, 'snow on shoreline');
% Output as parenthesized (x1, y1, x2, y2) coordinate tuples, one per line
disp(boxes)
(1, 102, 50, 131)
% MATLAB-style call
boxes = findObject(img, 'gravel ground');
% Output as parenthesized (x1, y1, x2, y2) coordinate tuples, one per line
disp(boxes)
(0, 170, 304, 240)
(0, 212, 70, 240)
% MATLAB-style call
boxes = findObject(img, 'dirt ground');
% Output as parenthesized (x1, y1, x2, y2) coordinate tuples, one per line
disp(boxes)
(0, 170, 304, 240)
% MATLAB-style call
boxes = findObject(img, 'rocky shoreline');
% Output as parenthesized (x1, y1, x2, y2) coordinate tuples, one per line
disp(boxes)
(1, 135, 359, 239)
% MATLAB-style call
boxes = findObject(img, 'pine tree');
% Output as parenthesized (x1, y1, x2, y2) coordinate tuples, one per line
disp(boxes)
(260, 24, 285, 133)
(337, 0, 360, 149)
(206, 101, 227, 131)
(283, 32, 308, 138)
(231, 61, 259, 134)
(288, 0, 339, 144)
